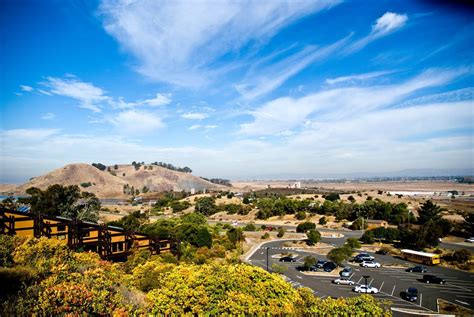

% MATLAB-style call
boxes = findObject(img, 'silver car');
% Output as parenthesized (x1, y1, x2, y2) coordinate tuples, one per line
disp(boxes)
(332, 278, 355, 285)
(340, 267, 353, 277)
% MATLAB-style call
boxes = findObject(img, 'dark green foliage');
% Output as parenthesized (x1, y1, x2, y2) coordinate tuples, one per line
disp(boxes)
(277, 227, 285, 238)
(80, 182, 92, 188)
(0, 235, 15, 267)
(303, 256, 316, 271)
(242, 197, 250, 204)
(227, 227, 244, 245)
(91, 163, 106, 171)
(306, 230, 321, 245)
(180, 212, 207, 225)
(347, 196, 356, 203)
(295, 211, 306, 220)
(346, 237, 361, 249)
(226, 192, 234, 199)
(452, 249, 471, 263)
(349, 218, 367, 230)
(327, 247, 350, 266)
(318, 216, 327, 225)
(418, 200, 443, 224)
(114, 164, 118, 170)
(261, 232, 270, 239)
(195, 197, 217, 216)
(360, 227, 400, 244)
(107, 210, 148, 231)
(222, 203, 242, 215)
(296, 222, 316, 233)
(242, 223, 257, 231)
(151, 161, 192, 173)
(169, 200, 191, 213)
(19, 185, 100, 222)
(325, 193, 340, 202)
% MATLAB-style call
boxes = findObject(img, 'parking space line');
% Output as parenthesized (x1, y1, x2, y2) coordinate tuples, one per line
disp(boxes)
(379, 281, 384, 292)
(391, 285, 396, 296)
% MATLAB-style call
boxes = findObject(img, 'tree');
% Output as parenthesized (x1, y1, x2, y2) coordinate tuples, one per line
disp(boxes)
(19, 185, 100, 222)
(418, 200, 443, 224)
(347, 196, 356, 203)
(303, 255, 317, 271)
(180, 212, 207, 225)
(346, 237, 361, 249)
(295, 211, 306, 220)
(114, 164, 118, 169)
(108, 210, 148, 231)
(91, 163, 106, 171)
(277, 227, 285, 238)
(325, 193, 340, 202)
(306, 230, 321, 245)
(327, 248, 349, 266)
(318, 216, 327, 225)
(195, 197, 217, 216)
(452, 249, 471, 263)
(227, 228, 244, 246)
(296, 222, 316, 233)
(242, 197, 250, 204)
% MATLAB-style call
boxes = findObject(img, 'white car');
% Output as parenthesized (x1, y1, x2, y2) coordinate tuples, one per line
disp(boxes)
(360, 261, 381, 268)
(353, 285, 379, 294)
(465, 237, 474, 243)
(332, 278, 355, 285)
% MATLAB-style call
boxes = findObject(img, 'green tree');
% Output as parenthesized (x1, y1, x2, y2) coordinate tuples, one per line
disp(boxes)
(327, 247, 349, 266)
(227, 227, 244, 246)
(307, 230, 321, 245)
(195, 197, 217, 216)
(418, 200, 443, 224)
(325, 193, 340, 202)
(296, 222, 316, 233)
(346, 237, 361, 249)
(303, 255, 317, 271)
(295, 211, 306, 220)
(452, 249, 471, 263)
(277, 227, 285, 238)
(318, 216, 327, 225)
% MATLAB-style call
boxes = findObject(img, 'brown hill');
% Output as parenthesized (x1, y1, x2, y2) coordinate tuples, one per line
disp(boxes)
(11, 163, 225, 198)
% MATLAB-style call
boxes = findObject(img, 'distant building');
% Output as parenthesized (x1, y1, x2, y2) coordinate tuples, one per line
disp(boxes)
(292, 181, 301, 189)
(366, 219, 388, 229)
(190, 188, 195, 195)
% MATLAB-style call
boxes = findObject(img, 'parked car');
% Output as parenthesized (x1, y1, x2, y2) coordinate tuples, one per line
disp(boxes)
(315, 260, 328, 268)
(422, 275, 446, 284)
(354, 253, 375, 262)
(375, 249, 388, 255)
(360, 261, 381, 268)
(353, 285, 379, 294)
(340, 267, 353, 277)
(465, 237, 474, 243)
(308, 265, 318, 272)
(332, 278, 355, 285)
(323, 262, 337, 272)
(279, 256, 296, 262)
(401, 287, 418, 302)
(406, 266, 427, 273)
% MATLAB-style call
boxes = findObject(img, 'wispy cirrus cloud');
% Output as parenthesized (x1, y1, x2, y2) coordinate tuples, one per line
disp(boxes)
(41, 112, 56, 120)
(109, 110, 164, 134)
(181, 112, 209, 120)
(20, 85, 34, 92)
(239, 67, 468, 136)
(99, 0, 340, 87)
(345, 12, 408, 54)
(325, 70, 398, 85)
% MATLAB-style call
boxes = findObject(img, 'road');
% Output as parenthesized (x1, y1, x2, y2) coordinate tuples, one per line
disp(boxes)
(248, 238, 474, 314)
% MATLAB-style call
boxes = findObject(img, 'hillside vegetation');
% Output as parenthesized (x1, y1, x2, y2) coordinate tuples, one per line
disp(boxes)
(0, 236, 391, 315)
(10, 163, 224, 198)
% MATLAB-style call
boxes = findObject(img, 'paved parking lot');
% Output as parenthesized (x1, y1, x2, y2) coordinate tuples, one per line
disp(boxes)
(249, 240, 474, 313)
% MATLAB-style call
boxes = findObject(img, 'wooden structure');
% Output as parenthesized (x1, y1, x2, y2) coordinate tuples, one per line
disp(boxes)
(0, 207, 177, 260)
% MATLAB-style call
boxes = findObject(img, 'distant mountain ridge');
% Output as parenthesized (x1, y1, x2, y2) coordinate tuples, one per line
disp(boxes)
(4, 163, 225, 198)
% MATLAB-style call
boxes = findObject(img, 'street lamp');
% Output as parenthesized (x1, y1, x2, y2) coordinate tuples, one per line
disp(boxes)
(363, 275, 370, 294)
(266, 247, 270, 272)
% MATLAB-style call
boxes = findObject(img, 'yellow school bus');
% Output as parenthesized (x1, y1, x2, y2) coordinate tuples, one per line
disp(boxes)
(401, 249, 440, 265)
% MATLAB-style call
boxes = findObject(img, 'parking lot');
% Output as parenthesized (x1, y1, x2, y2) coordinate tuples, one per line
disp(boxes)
(249, 240, 474, 313)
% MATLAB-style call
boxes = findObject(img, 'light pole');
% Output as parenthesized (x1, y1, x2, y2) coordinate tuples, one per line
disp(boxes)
(363, 275, 370, 294)
(266, 247, 270, 272)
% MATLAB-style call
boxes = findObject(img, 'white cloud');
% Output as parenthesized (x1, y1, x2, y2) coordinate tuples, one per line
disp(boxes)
(188, 124, 202, 130)
(345, 12, 408, 54)
(181, 112, 209, 120)
(110, 110, 164, 134)
(99, 0, 339, 86)
(37, 89, 53, 96)
(239, 68, 467, 136)
(236, 36, 349, 100)
(112, 93, 172, 109)
(372, 12, 408, 36)
(188, 124, 218, 131)
(20, 85, 34, 92)
(41, 112, 56, 120)
(42, 76, 109, 112)
(142, 93, 171, 107)
(325, 70, 398, 85)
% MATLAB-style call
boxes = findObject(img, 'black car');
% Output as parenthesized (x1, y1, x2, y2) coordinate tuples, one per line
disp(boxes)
(401, 287, 418, 302)
(406, 266, 427, 273)
(375, 249, 388, 255)
(422, 275, 446, 284)
(316, 260, 328, 268)
(353, 253, 374, 263)
(323, 262, 337, 272)
(279, 256, 297, 262)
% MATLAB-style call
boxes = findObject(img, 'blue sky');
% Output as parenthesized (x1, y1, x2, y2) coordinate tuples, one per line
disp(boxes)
(1, 0, 473, 183)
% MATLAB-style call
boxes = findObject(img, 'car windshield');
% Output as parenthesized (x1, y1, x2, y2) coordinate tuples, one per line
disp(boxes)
(407, 288, 417, 294)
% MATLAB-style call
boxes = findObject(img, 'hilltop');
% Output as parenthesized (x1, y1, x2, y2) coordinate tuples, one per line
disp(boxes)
(6, 163, 225, 198)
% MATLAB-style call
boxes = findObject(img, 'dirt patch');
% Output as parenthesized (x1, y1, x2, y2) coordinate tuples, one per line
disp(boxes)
(438, 299, 473, 315)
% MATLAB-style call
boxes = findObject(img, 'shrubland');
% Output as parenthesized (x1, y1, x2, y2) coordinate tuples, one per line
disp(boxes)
(0, 236, 392, 315)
